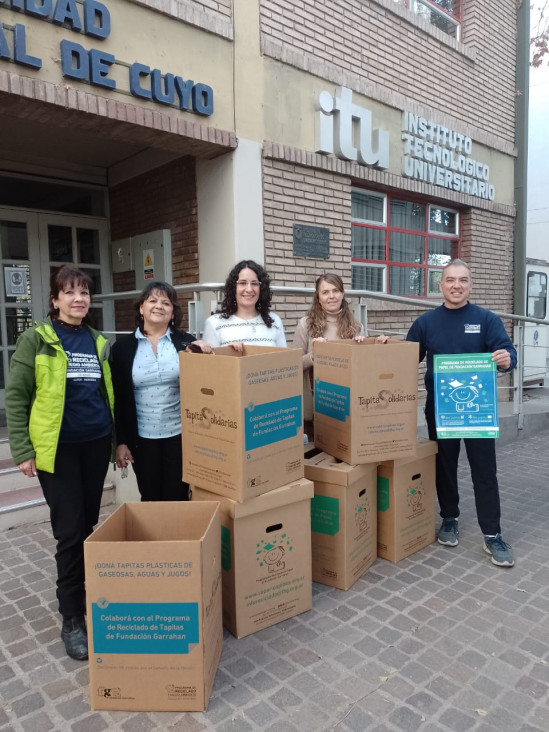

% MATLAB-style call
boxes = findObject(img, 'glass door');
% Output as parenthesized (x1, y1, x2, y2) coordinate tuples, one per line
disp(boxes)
(0, 209, 112, 409)
(0, 211, 42, 409)
(38, 213, 113, 332)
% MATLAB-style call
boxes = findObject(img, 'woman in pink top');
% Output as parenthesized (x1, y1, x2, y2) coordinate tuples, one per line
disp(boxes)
(292, 274, 364, 442)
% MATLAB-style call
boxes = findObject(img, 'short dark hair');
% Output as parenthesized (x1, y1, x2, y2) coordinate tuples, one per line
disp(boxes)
(48, 265, 93, 321)
(135, 281, 182, 333)
(442, 258, 471, 276)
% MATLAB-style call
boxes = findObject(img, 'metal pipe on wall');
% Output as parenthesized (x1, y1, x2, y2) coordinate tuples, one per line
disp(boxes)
(514, 0, 531, 316)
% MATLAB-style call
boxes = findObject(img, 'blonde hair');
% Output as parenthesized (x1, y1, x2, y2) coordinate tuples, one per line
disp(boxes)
(306, 274, 362, 339)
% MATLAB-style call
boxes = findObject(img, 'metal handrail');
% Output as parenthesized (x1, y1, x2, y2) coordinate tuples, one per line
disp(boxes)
(94, 282, 549, 426)
(94, 282, 549, 326)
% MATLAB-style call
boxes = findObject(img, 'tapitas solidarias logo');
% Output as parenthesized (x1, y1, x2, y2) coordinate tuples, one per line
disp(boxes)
(407, 481, 425, 513)
(358, 388, 416, 410)
(183, 405, 238, 430)
(256, 533, 293, 574)
(354, 496, 371, 532)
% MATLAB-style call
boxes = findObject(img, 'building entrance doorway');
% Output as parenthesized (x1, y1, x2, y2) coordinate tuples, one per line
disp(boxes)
(0, 208, 112, 409)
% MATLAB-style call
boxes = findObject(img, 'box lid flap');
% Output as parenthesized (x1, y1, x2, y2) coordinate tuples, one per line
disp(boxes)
(85, 501, 220, 542)
(303, 450, 374, 485)
(192, 478, 314, 518)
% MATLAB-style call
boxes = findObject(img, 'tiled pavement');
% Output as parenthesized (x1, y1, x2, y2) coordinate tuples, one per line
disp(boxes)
(1, 432, 548, 732)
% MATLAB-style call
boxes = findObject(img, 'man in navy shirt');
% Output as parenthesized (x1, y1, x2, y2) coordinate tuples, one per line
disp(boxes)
(407, 259, 516, 567)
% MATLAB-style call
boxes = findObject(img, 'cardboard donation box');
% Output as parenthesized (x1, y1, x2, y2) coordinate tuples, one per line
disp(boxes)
(84, 502, 223, 712)
(192, 478, 314, 638)
(313, 338, 419, 464)
(181, 346, 304, 501)
(377, 439, 438, 562)
(304, 449, 377, 590)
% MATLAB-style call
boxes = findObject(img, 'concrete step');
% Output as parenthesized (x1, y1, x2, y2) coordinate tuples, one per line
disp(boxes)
(0, 438, 12, 462)
(0, 481, 116, 531)
(0, 428, 127, 531)
(0, 484, 43, 512)
(0, 440, 11, 462)
(0, 460, 39, 492)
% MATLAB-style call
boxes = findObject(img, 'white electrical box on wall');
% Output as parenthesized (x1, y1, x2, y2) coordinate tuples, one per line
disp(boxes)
(132, 230, 172, 290)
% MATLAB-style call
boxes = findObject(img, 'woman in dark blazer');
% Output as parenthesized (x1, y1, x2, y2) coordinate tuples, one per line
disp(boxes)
(110, 281, 212, 501)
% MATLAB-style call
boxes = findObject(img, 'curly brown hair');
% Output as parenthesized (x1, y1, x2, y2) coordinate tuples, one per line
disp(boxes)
(306, 274, 362, 339)
(219, 260, 274, 327)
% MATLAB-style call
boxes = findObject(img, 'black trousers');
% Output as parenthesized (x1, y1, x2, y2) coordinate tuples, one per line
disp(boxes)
(132, 434, 189, 502)
(425, 400, 501, 535)
(38, 435, 111, 619)
(304, 419, 315, 444)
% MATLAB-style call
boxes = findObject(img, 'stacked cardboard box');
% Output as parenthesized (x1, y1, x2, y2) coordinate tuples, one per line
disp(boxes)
(192, 479, 313, 638)
(304, 448, 377, 590)
(308, 339, 436, 565)
(181, 345, 305, 501)
(181, 346, 314, 638)
(377, 439, 438, 562)
(313, 338, 419, 464)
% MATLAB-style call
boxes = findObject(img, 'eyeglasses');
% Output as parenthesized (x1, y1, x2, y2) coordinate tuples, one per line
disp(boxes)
(236, 280, 261, 288)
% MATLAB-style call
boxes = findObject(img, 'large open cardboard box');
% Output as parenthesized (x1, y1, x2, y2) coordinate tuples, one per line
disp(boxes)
(84, 502, 222, 712)
(313, 338, 419, 464)
(192, 478, 313, 638)
(304, 448, 377, 589)
(377, 439, 438, 562)
(181, 346, 304, 501)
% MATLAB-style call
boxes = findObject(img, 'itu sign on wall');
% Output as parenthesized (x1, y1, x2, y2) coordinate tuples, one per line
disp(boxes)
(316, 87, 389, 169)
(402, 112, 495, 200)
(0, 0, 214, 116)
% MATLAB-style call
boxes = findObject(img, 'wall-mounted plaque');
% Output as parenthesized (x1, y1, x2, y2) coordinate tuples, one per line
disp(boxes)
(293, 224, 330, 259)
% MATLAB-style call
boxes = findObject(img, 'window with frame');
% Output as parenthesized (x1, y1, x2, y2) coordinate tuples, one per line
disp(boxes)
(351, 188, 460, 298)
(395, 0, 461, 39)
(526, 271, 547, 319)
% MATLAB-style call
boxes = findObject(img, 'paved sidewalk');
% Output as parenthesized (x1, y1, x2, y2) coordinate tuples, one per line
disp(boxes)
(1, 431, 548, 732)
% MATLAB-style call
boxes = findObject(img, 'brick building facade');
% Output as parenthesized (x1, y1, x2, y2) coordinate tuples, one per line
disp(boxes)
(258, 0, 517, 338)
(0, 0, 519, 389)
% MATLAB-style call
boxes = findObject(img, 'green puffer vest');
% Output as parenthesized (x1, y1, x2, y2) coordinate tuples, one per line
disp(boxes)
(5, 319, 115, 473)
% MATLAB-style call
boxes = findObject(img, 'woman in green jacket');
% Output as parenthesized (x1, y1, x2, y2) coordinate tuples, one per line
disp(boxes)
(5, 265, 114, 661)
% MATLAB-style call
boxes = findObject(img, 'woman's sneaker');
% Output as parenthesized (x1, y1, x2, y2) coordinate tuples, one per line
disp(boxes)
(483, 534, 515, 567)
(437, 518, 459, 546)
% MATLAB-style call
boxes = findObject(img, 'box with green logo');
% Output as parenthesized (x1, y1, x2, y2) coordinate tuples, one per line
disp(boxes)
(304, 449, 377, 590)
(377, 439, 437, 562)
(191, 478, 313, 638)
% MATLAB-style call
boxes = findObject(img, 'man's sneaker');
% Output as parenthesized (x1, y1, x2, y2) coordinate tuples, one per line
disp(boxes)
(61, 615, 88, 660)
(483, 534, 515, 567)
(437, 518, 459, 546)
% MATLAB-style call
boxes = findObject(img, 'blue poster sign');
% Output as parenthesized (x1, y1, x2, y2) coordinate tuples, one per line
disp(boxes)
(433, 353, 499, 439)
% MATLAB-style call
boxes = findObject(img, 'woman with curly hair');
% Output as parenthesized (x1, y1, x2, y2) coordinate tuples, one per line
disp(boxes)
(292, 273, 364, 441)
(203, 260, 287, 348)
